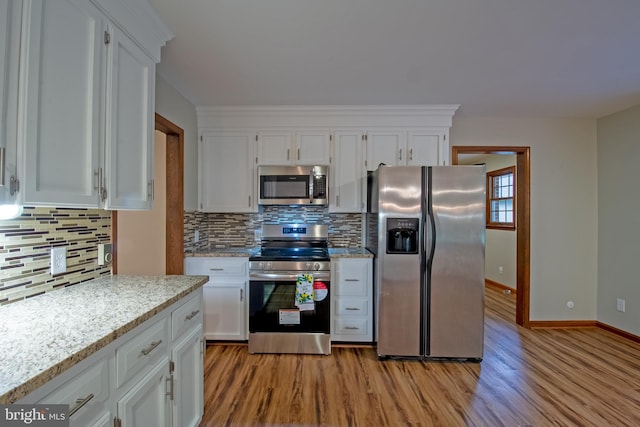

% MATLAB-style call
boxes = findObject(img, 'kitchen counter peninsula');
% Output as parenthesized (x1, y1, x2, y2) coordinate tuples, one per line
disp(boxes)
(0, 274, 207, 404)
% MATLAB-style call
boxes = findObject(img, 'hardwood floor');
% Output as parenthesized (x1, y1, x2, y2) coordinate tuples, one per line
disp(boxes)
(200, 288, 640, 426)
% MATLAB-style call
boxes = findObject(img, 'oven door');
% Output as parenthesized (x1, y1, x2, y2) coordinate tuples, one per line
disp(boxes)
(249, 271, 330, 334)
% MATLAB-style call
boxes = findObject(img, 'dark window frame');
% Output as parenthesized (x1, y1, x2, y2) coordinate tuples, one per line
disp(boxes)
(487, 166, 516, 230)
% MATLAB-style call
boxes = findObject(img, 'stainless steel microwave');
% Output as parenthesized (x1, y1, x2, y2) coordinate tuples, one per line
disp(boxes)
(258, 165, 328, 206)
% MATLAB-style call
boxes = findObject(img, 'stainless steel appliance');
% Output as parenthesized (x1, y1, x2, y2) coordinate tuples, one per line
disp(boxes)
(367, 165, 485, 360)
(258, 165, 328, 206)
(248, 224, 331, 355)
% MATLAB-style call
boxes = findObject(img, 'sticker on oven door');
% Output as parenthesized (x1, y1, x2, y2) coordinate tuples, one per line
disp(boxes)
(279, 309, 301, 325)
(313, 282, 328, 301)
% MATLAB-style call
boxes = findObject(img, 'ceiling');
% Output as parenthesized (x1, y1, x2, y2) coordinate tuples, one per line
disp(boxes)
(148, 0, 640, 118)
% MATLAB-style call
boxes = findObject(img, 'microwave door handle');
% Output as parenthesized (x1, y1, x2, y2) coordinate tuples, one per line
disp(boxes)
(309, 168, 314, 203)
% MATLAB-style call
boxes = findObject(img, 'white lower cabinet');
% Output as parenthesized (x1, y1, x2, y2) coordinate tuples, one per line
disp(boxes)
(331, 258, 373, 342)
(19, 289, 204, 427)
(117, 356, 172, 427)
(185, 257, 248, 341)
(172, 325, 204, 427)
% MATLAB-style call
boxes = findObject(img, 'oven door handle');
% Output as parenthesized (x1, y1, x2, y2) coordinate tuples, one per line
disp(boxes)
(250, 271, 331, 281)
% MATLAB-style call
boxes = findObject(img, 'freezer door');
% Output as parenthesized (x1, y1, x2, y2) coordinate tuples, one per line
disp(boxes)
(426, 166, 486, 359)
(375, 166, 423, 357)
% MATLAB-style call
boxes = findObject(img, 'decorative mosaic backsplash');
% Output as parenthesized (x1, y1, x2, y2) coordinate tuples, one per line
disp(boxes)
(184, 206, 363, 251)
(0, 207, 112, 304)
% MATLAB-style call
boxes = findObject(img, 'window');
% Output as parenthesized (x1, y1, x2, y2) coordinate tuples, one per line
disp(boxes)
(487, 166, 515, 230)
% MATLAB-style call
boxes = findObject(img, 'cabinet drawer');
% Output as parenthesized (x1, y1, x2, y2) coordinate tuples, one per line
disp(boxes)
(334, 317, 369, 335)
(185, 257, 248, 277)
(335, 298, 369, 316)
(172, 291, 203, 340)
(37, 356, 110, 422)
(336, 276, 367, 296)
(116, 316, 169, 388)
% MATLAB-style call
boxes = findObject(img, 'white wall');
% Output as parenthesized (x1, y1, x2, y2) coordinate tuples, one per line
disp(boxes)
(597, 105, 640, 335)
(155, 73, 199, 210)
(117, 132, 167, 274)
(451, 117, 598, 321)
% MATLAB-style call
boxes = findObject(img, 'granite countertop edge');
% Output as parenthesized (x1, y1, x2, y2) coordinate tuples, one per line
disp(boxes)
(0, 274, 208, 404)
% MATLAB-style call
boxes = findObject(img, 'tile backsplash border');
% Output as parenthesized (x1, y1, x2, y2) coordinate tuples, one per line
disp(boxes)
(0, 207, 112, 304)
(184, 206, 363, 251)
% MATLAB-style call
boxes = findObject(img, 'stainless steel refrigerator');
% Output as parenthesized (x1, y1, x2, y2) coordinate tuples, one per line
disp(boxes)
(366, 165, 486, 360)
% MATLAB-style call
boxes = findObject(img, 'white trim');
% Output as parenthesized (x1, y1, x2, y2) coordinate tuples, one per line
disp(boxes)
(196, 105, 459, 129)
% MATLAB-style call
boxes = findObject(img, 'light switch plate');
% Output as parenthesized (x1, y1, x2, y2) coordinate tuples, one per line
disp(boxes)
(98, 243, 113, 266)
(51, 246, 67, 275)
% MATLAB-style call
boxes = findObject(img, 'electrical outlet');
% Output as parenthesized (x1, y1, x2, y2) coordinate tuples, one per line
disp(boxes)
(616, 298, 626, 313)
(498, 266, 504, 274)
(98, 243, 113, 266)
(194, 230, 200, 243)
(50, 246, 67, 275)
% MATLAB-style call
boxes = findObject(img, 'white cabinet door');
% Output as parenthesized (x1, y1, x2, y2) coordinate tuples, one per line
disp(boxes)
(330, 131, 364, 213)
(172, 325, 204, 427)
(103, 23, 154, 210)
(200, 132, 256, 212)
(331, 258, 373, 342)
(295, 130, 331, 165)
(0, 0, 21, 205)
(257, 131, 293, 165)
(20, 0, 103, 207)
(203, 281, 246, 341)
(407, 131, 449, 166)
(117, 356, 171, 427)
(365, 130, 405, 170)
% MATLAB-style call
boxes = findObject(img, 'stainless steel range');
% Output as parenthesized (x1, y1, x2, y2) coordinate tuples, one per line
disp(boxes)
(248, 224, 331, 355)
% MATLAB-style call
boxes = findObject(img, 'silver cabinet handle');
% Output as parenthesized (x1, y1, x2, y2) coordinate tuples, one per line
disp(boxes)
(69, 393, 94, 417)
(185, 310, 200, 321)
(210, 268, 224, 271)
(409, 148, 413, 161)
(240, 289, 244, 301)
(345, 279, 360, 282)
(345, 307, 360, 311)
(140, 340, 162, 356)
(297, 148, 300, 160)
(166, 375, 174, 400)
(287, 149, 290, 161)
(399, 148, 403, 161)
(344, 326, 360, 330)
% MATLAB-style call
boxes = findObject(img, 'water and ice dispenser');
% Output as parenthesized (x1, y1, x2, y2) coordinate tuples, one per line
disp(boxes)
(386, 218, 419, 254)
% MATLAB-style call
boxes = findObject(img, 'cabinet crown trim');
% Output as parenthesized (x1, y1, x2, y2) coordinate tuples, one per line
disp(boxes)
(197, 105, 459, 129)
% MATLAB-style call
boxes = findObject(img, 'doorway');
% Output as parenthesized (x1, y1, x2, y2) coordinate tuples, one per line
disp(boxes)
(111, 113, 185, 275)
(452, 146, 530, 327)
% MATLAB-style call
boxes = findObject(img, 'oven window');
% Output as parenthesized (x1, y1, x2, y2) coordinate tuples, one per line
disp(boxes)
(260, 176, 309, 199)
(249, 280, 330, 333)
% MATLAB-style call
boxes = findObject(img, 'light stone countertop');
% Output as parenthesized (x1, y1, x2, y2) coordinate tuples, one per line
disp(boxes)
(328, 248, 374, 258)
(0, 274, 208, 404)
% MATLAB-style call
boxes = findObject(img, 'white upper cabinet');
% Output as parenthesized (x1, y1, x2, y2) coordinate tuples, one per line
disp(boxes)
(103, 23, 154, 210)
(365, 130, 405, 169)
(20, 0, 104, 207)
(199, 131, 256, 213)
(295, 130, 331, 165)
(365, 129, 449, 170)
(257, 130, 331, 165)
(256, 131, 292, 165)
(0, 0, 22, 206)
(15, 0, 170, 209)
(407, 131, 449, 166)
(330, 131, 364, 213)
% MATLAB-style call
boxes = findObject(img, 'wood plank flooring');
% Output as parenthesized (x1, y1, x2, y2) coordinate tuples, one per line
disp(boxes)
(200, 288, 640, 426)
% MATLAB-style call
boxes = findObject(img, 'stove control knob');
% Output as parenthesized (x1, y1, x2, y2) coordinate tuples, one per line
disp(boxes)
(305, 262, 312, 269)
(313, 262, 321, 271)
(258, 262, 264, 269)
(267, 262, 272, 270)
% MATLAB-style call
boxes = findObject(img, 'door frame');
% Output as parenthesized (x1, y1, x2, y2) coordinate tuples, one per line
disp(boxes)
(111, 113, 184, 274)
(452, 146, 530, 327)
